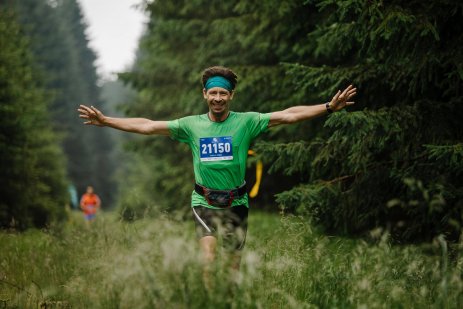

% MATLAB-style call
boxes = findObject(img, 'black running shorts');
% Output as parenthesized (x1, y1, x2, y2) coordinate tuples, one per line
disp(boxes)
(192, 205, 248, 251)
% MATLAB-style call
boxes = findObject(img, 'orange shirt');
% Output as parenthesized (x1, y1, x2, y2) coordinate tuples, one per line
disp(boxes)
(80, 193, 100, 214)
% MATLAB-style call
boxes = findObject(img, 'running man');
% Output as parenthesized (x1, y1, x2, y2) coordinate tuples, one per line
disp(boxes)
(80, 185, 101, 224)
(78, 66, 356, 283)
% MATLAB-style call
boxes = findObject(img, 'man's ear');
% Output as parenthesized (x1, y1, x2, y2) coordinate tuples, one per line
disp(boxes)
(203, 88, 207, 99)
(230, 91, 234, 100)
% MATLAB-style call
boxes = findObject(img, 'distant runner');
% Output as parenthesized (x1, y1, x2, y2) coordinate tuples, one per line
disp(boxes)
(78, 66, 356, 286)
(80, 186, 101, 224)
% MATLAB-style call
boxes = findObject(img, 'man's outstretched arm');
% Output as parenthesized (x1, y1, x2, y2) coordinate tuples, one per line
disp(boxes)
(78, 105, 170, 136)
(268, 85, 356, 127)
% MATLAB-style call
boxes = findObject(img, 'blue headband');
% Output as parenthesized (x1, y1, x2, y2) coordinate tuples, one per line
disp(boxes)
(204, 76, 233, 92)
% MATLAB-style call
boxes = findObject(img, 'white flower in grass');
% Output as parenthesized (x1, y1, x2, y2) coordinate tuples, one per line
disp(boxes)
(357, 278, 371, 291)
(420, 286, 428, 297)
(242, 250, 261, 278)
(391, 286, 404, 299)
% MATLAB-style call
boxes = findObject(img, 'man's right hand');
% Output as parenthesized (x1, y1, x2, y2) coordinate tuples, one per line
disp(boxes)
(78, 105, 106, 126)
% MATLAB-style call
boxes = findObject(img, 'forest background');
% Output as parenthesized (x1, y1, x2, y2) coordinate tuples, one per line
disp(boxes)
(1, 0, 462, 241)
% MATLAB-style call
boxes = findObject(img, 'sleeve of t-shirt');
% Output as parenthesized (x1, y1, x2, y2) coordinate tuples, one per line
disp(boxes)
(247, 112, 271, 140)
(167, 118, 190, 143)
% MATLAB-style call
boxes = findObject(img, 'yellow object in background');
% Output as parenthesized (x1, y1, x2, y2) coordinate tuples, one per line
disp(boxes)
(247, 150, 263, 198)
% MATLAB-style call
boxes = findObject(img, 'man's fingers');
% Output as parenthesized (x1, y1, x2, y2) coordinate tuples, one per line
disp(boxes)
(339, 85, 353, 99)
(328, 84, 356, 110)
(90, 106, 101, 115)
(341, 86, 350, 97)
(78, 106, 96, 118)
(337, 86, 357, 102)
(332, 90, 341, 102)
(78, 108, 90, 115)
(77, 109, 91, 116)
(347, 91, 357, 99)
(79, 114, 89, 119)
(79, 104, 93, 113)
(79, 105, 102, 118)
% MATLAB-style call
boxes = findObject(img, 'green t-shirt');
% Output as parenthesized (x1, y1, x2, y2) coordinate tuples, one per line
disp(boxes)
(168, 111, 271, 209)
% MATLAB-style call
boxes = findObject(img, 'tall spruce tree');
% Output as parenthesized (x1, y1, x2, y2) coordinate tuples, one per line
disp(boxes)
(0, 9, 68, 229)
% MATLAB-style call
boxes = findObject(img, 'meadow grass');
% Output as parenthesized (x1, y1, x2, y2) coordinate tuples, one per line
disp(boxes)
(0, 210, 462, 308)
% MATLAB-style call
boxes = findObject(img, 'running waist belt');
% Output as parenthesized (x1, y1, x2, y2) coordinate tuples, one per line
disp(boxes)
(194, 182, 247, 208)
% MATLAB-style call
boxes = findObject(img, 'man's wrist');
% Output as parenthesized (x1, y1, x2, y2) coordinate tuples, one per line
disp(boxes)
(100, 116, 110, 126)
(325, 102, 333, 114)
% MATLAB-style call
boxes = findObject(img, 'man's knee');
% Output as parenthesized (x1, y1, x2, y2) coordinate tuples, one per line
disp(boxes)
(200, 235, 217, 262)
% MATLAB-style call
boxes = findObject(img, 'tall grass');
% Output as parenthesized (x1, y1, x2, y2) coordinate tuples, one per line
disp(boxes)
(0, 210, 462, 308)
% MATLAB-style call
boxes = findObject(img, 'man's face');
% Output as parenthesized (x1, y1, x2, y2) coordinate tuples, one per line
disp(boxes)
(203, 87, 234, 118)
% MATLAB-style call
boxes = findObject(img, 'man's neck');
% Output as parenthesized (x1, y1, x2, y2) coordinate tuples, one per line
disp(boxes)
(208, 111, 230, 122)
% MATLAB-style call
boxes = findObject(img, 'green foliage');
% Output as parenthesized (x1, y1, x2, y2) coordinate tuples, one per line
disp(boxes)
(0, 10, 68, 229)
(1, 212, 462, 307)
(424, 144, 463, 176)
(264, 0, 463, 240)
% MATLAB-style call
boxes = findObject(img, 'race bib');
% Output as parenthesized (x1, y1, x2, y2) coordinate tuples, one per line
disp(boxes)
(200, 136, 233, 161)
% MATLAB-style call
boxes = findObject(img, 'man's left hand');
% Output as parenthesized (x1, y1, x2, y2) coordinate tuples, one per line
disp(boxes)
(329, 85, 357, 112)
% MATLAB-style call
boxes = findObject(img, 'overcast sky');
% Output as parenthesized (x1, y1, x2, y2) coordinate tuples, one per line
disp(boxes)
(78, 0, 148, 79)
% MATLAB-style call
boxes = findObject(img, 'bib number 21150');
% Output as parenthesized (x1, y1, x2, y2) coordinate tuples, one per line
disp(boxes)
(200, 136, 233, 162)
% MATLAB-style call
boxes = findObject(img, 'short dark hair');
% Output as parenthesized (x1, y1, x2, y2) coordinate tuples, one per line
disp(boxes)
(201, 66, 238, 90)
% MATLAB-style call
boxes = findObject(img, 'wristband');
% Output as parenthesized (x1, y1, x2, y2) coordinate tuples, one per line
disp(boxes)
(325, 102, 333, 114)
